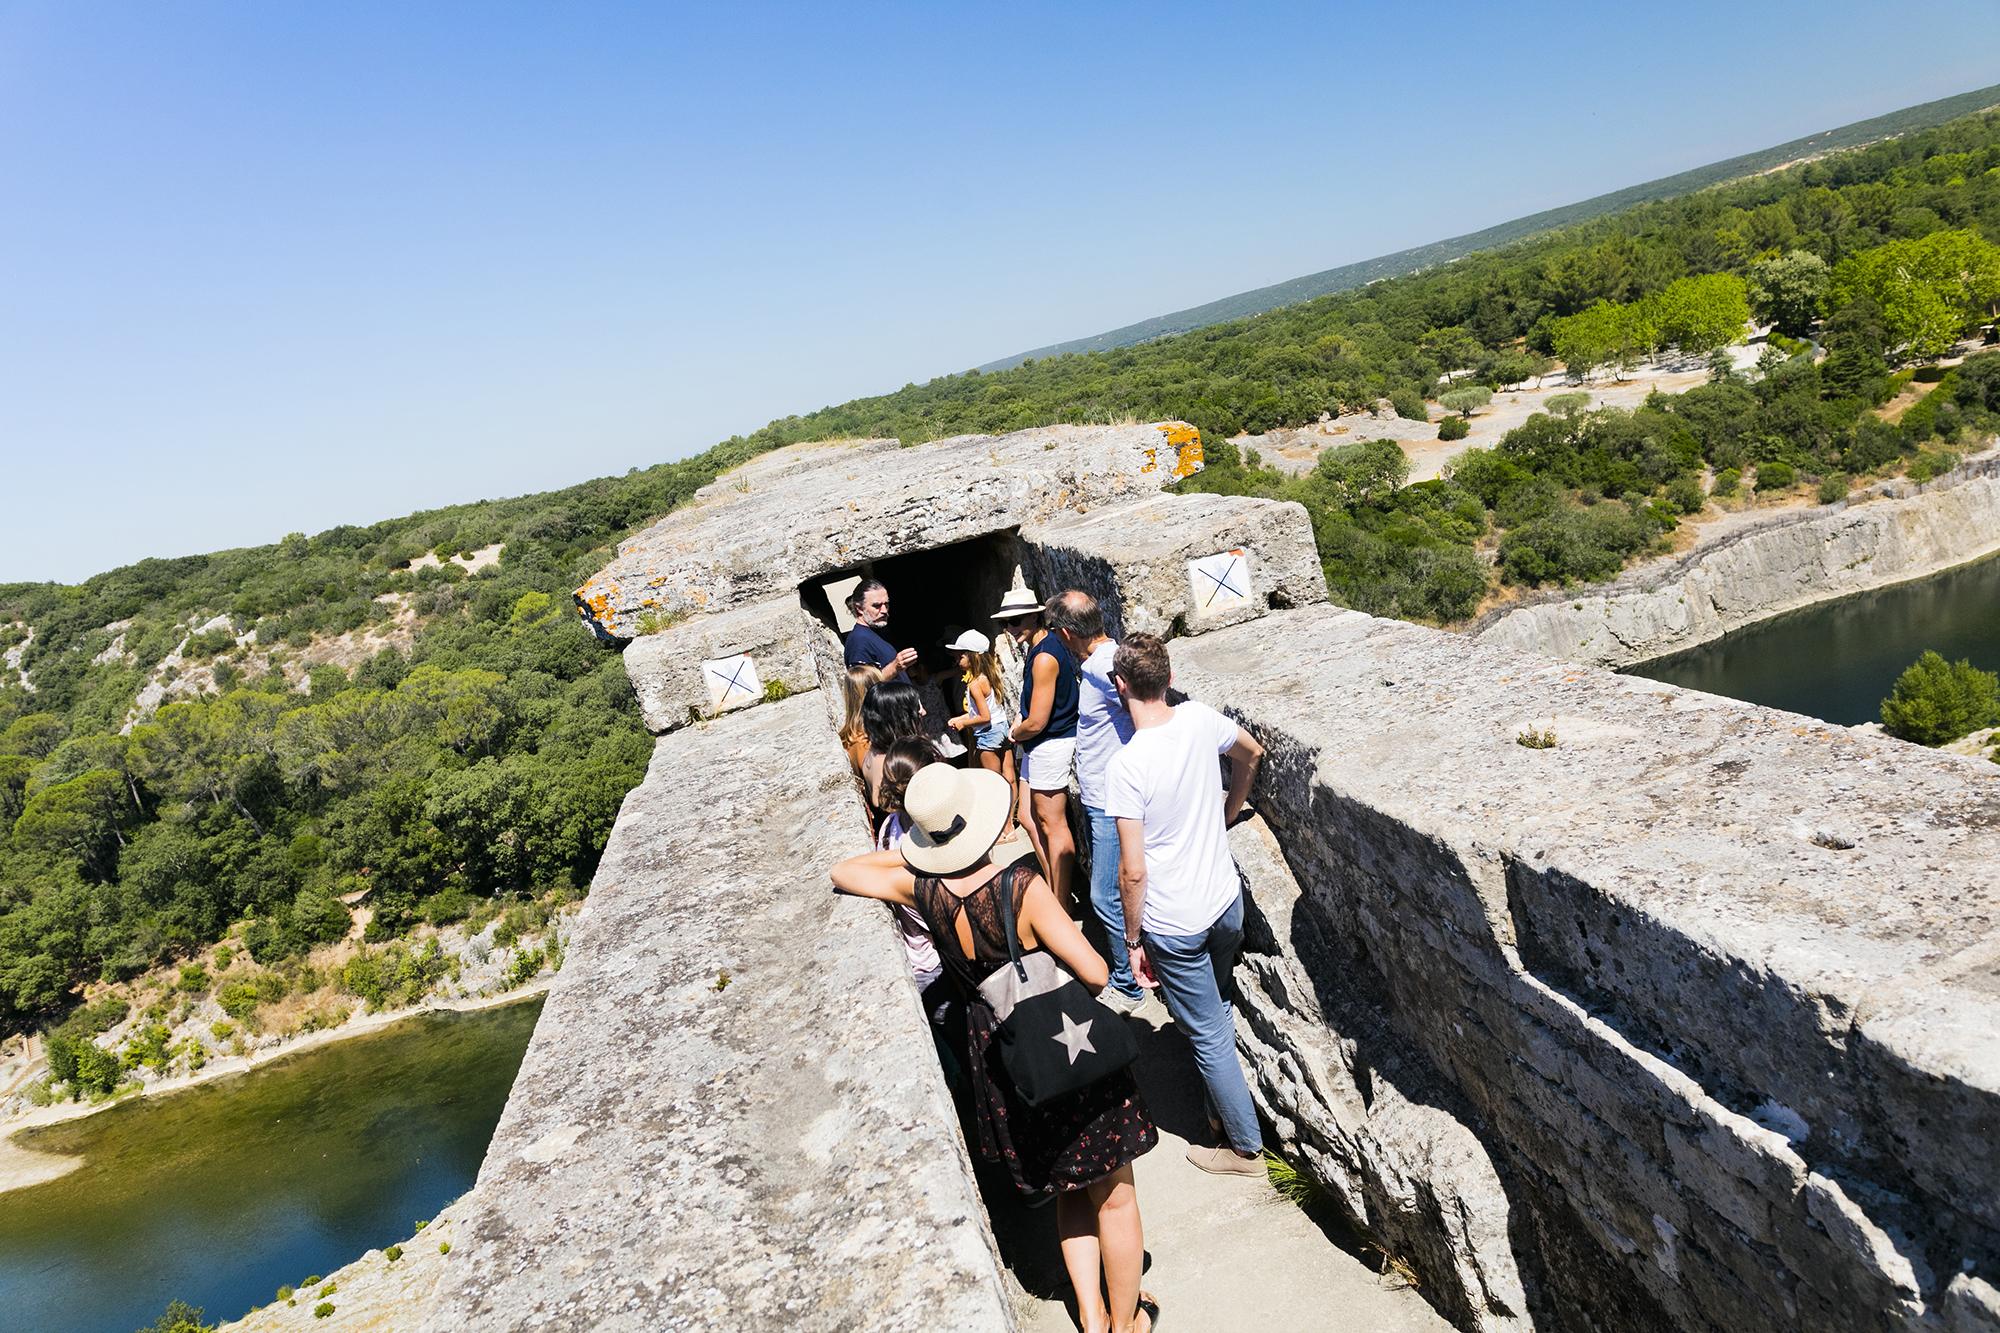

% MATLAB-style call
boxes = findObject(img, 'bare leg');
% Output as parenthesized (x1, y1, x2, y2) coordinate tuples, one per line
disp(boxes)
(1056, 1188, 1108, 1333)
(1094, 1166, 1146, 1333)
(1032, 787, 1076, 913)
(1017, 770, 1047, 871)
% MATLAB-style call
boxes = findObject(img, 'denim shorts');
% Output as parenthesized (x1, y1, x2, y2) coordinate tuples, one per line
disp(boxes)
(975, 717, 1009, 751)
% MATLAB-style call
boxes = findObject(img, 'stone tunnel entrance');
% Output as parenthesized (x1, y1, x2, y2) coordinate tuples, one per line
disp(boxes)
(799, 529, 1027, 710)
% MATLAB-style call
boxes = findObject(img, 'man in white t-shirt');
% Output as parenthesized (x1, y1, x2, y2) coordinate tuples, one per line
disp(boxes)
(1102, 632, 1266, 1177)
(1048, 589, 1142, 1012)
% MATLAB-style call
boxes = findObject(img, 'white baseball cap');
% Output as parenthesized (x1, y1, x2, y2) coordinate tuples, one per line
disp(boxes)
(944, 629, 992, 653)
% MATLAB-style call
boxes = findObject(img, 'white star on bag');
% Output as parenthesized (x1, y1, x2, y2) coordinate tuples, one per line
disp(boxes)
(1053, 1011, 1097, 1064)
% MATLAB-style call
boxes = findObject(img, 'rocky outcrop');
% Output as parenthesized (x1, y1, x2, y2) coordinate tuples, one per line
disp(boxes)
(1173, 606, 2000, 1332)
(1475, 449, 2000, 667)
(574, 422, 1204, 639)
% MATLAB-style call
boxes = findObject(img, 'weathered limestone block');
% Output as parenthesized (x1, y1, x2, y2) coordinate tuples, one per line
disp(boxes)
(1023, 492, 1327, 638)
(1166, 605, 1999, 1332)
(1228, 814, 1530, 1330)
(621, 597, 820, 734)
(1475, 447, 2000, 666)
(420, 697, 1013, 1332)
(576, 422, 1204, 638)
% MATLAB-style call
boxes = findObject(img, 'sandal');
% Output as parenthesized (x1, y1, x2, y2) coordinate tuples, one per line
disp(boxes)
(1136, 1293, 1161, 1332)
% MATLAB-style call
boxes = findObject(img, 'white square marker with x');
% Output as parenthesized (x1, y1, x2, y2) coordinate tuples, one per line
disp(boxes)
(1187, 549, 1252, 613)
(701, 653, 763, 711)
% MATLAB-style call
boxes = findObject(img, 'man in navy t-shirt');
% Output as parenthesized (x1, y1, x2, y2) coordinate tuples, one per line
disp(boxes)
(843, 579, 917, 678)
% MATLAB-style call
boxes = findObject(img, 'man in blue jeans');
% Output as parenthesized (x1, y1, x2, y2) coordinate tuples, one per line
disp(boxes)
(1103, 632, 1267, 1176)
(1047, 590, 1143, 1013)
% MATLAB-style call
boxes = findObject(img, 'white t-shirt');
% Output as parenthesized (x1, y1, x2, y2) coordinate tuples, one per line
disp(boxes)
(1074, 639, 1135, 809)
(1101, 700, 1242, 936)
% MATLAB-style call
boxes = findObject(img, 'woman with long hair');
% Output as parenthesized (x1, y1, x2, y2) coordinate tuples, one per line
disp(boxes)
(833, 765, 1159, 1333)
(840, 664, 884, 774)
(859, 678, 929, 818)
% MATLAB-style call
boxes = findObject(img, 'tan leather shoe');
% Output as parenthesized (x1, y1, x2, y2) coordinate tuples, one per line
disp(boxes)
(1185, 1145, 1265, 1177)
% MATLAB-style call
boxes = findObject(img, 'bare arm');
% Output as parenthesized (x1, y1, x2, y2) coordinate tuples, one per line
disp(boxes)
(1018, 874, 1109, 991)
(1116, 817, 1147, 945)
(829, 847, 919, 907)
(951, 677, 993, 731)
(1010, 653, 1057, 744)
(1222, 729, 1264, 826)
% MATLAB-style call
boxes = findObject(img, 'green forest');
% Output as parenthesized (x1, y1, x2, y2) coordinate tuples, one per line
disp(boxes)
(7, 110, 2000, 1039)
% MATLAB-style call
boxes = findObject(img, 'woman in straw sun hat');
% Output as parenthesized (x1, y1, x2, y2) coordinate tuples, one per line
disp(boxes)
(833, 763, 1160, 1333)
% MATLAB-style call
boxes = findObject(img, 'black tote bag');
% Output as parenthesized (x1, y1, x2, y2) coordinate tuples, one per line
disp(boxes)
(976, 865, 1139, 1106)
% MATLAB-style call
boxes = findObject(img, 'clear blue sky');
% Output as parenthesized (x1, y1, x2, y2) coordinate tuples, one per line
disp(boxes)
(2, 2, 1995, 583)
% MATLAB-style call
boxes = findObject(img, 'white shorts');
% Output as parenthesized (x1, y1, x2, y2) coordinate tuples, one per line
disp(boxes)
(1021, 737, 1076, 793)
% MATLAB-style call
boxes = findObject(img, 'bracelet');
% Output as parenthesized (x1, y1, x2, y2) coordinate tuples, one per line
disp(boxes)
(1124, 937, 1142, 950)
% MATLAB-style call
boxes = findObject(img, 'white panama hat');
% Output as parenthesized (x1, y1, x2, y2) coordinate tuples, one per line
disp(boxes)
(990, 587, 1045, 619)
(944, 628, 991, 653)
(899, 764, 1013, 875)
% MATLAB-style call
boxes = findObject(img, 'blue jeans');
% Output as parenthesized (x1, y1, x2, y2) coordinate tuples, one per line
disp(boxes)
(1143, 891, 1261, 1155)
(1085, 805, 1142, 1000)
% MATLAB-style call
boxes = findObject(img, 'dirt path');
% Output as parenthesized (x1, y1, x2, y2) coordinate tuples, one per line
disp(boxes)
(990, 997, 1448, 1333)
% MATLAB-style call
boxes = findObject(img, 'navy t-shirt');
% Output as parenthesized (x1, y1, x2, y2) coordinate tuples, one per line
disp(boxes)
(844, 622, 898, 670)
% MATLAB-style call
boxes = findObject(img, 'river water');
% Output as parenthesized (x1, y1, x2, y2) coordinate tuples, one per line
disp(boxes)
(0, 997, 541, 1333)
(1626, 552, 2000, 724)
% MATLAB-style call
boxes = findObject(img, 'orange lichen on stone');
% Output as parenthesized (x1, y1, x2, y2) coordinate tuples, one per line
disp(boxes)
(1157, 422, 1204, 479)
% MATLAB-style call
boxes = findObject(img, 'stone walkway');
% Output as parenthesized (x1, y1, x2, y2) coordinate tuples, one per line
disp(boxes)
(987, 996, 1448, 1333)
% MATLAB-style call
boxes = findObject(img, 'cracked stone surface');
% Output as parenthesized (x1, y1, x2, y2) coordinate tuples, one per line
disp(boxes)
(420, 696, 1013, 1332)
(1475, 449, 2000, 667)
(1023, 491, 1327, 638)
(1170, 605, 2000, 1332)
(574, 422, 1204, 638)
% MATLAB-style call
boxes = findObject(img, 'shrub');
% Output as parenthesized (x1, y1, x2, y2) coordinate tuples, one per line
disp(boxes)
(319, 1284, 337, 1297)
(385, 1245, 403, 1263)
(212, 944, 233, 970)
(439, 1241, 451, 1255)
(1711, 467, 1741, 497)
(1388, 388, 1429, 421)
(1665, 476, 1706, 514)
(1880, 651, 2000, 745)
(275, 1286, 293, 1302)
(1753, 461, 1796, 492)
(314, 1303, 334, 1319)
(1544, 391, 1590, 418)
(217, 981, 262, 1024)
(1817, 475, 1851, 504)
(178, 964, 210, 995)
(1436, 416, 1470, 441)
(1439, 386, 1493, 417)
(1907, 449, 1960, 482)
(1498, 502, 1663, 586)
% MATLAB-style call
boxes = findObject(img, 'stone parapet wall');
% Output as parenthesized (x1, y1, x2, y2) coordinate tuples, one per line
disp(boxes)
(1171, 606, 2000, 1332)
(421, 696, 1014, 1332)
(1474, 446, 2000, 667)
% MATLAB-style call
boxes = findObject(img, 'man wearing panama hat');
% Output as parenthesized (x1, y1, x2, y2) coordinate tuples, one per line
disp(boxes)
(992, 587, 1080, 913)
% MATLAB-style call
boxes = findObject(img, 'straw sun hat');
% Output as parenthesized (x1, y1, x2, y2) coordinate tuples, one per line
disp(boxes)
(899, 763, 1013, 875)
(990, 587, 1044, 619)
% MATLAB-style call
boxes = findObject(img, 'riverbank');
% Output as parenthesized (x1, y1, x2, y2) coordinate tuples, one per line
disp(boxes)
(1473, 442, 2000, 667)
(0, 980, 551, 1196)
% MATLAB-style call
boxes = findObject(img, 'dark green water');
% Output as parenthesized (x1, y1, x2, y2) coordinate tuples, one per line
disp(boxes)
(0, 997, 541, 1333)
(1627, 552, 2000, 724)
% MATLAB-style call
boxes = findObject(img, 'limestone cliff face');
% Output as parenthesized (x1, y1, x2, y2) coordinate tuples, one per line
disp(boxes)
(1475, 448, 2000, 668)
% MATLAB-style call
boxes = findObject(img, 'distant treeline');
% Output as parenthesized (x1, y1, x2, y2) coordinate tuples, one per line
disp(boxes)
(979, 82, 2000, 370)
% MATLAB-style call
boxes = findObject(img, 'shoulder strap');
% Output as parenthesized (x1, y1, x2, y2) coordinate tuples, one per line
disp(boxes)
(995, 861, 1029, 982)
